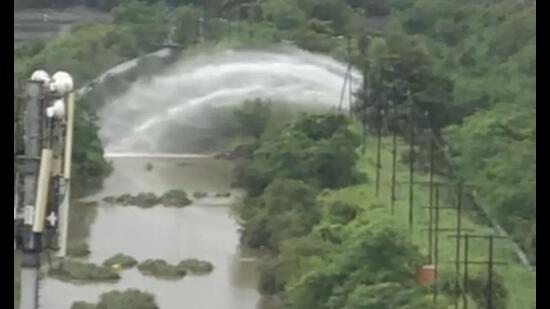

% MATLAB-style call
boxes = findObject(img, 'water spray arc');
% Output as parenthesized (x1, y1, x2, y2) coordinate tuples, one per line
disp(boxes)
(14, 70, 75, 309)
(98, 48, 362, 154)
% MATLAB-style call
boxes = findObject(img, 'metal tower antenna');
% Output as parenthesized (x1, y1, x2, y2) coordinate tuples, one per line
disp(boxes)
(15, 70, 75, 309)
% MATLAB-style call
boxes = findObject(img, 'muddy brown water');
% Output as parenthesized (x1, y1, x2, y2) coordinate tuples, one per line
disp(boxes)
(40, 157, 277, 309)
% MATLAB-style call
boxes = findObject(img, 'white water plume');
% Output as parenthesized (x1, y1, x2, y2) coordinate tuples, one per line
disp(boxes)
(98, 46, 362, 154)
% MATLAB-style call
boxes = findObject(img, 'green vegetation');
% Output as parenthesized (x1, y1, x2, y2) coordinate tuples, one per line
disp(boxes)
(328, 133, 535, 309)
(231, 95, 534, 307)
(137, 259, 187, 279)
(370, 0, 536, 265)
(48, 259, 120, 282)
(14, 0, 534, 308)
(71, 289, 159, 309)
(178, 259, 214, 274)
(234, 113, 451, 308)
(103, 254, 138, 269)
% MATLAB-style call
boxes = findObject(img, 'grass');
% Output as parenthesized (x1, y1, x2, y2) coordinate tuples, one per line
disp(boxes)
(323, 134, 535, 309)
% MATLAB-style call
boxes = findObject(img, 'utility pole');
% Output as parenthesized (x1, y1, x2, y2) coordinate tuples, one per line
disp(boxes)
(455, 182, 464, 309)
(433, 184, 440, 303)
(361, 60, 368, 154)
(375, 87, 382, 196)
(390, 102, 397, 213)
(408, 101, 415, 235)
(347, 36, 353, 118)
(463, 234, 469, 309)
(428, 139, 435, 263)
(487, 236, 495, 309)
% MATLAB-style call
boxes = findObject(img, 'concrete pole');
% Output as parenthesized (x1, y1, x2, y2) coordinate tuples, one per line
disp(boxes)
(20, 81, 44, 309)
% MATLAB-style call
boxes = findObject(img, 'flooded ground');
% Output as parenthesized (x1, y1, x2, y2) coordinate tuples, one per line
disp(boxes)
(40, 157, 267, 309)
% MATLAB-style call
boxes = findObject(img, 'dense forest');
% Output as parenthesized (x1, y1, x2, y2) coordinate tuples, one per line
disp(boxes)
(14, 0, 535, 308)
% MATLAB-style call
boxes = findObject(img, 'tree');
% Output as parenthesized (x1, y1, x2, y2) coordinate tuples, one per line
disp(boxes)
(234, 99, 272, 138)
(172, 5, 201, 47)
(239, 178, 320, 251)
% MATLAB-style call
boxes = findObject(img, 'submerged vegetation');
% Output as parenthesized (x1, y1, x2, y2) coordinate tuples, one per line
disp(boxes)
(67, 242, 91, 258)
(103, 190, 192, 208)
(71, 289, 159, 309)
(137, 259, 187, 279)
(137, 258, 214, 278)
(160, 190, 193, 207)
(48, 260, 120, 283)
(102, 254, 138, 269)
(178, 259, 214, 275)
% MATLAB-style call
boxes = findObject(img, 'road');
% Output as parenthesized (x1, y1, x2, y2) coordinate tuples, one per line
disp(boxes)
(14, 6, 107, 48)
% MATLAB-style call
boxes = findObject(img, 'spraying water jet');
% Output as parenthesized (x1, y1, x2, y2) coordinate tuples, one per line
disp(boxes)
(98, 46, 362, 155)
